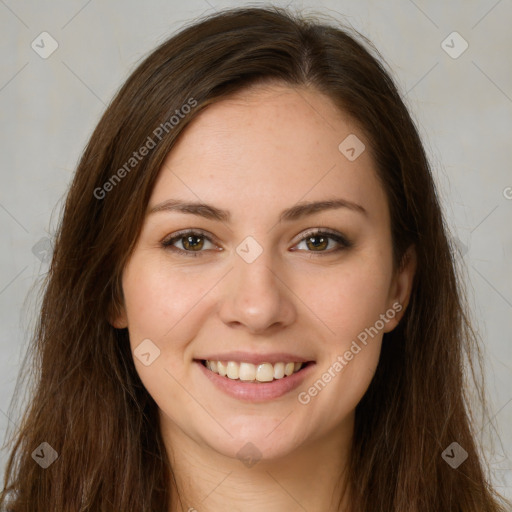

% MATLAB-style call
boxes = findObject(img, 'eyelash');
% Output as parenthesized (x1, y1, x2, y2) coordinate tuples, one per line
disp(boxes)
(161, 228, 353, 258)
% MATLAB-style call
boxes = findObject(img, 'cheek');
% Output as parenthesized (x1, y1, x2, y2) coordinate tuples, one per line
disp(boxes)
(302, 254, 392, 419)
(309, 338, 382, 428)
(122, 254, 215, 343)
(297, 268, 386, 423)
(298, 254, 393, 343)
(121, 258, 208, 418)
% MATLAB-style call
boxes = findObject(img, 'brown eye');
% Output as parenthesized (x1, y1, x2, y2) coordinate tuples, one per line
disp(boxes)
(304, 235, 329, 251)
(180, 234, 205, 251)
(294, 230, 352, 254)
(161, 230, 217, 257)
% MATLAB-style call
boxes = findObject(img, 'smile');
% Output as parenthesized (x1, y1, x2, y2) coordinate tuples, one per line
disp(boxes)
(195, 357, 316, 402)
(202, 360, 305, 383)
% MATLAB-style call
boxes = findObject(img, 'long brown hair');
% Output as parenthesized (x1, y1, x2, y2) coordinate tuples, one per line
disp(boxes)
(1, 6, 509, 511)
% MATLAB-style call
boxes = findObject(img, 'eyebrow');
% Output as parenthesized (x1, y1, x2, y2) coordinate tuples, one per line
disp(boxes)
(148, 197, 367, 223)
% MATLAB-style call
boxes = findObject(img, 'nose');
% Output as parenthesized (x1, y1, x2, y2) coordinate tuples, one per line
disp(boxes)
(217, 249, 297, 334)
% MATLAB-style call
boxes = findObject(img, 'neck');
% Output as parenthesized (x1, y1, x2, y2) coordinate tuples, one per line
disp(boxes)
(162, 416, 353, 512)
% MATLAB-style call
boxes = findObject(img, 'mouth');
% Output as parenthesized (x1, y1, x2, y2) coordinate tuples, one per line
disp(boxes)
(194, 358, 316, 402)
(198, 359, 314, 383)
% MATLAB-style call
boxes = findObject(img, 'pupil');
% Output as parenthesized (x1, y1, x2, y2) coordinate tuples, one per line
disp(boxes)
(181, 235, 328, 252)
(308, 236, 327, 250)
(184, 235, 203, 250)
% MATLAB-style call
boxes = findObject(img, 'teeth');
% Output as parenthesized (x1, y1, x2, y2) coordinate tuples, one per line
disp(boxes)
(204, 360, 304, 382)
(273, 362, 285, 379)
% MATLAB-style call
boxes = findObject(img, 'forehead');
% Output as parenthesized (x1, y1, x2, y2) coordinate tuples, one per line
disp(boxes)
(150, 84, 387, 222)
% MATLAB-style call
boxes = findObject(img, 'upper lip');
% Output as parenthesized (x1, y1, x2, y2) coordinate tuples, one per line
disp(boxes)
(195, 351, 314, 365)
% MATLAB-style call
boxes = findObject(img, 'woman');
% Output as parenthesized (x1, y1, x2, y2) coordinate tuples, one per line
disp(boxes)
(1, 6, 509, 511)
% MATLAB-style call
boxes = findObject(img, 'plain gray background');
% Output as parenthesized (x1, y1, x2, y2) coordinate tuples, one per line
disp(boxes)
(1, 0, 511, 500)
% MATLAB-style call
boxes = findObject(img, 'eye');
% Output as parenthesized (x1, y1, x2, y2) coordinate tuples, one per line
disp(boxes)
(293, 229, 352, 255)
(161, 229, 219, 257)
(161, 228, 352, 258)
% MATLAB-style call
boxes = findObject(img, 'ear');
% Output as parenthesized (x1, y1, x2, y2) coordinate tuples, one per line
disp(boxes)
(108, 299, 128, 329)
(107, 276, 128, 329)
(110, 310, 128, 329)
(383, 244, 417, 333)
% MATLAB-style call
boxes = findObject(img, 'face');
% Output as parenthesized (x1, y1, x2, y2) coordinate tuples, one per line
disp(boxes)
(113, 84, 416, 462)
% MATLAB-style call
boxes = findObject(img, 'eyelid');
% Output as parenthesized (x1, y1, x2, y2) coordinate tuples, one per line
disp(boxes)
(161, 228, 220, 256)
(161, 228, 216, 244)
(161, 227, 352, 256)
(293, 228, 352, 247)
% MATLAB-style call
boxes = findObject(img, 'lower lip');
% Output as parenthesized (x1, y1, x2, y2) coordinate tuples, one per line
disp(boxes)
(194, 360, 316, 402)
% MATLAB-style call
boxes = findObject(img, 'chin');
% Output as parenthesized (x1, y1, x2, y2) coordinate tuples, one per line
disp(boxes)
(204, 418, 307, 463)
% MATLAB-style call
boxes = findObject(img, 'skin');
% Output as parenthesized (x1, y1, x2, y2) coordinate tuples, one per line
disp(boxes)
(112, 83, 416, 512)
